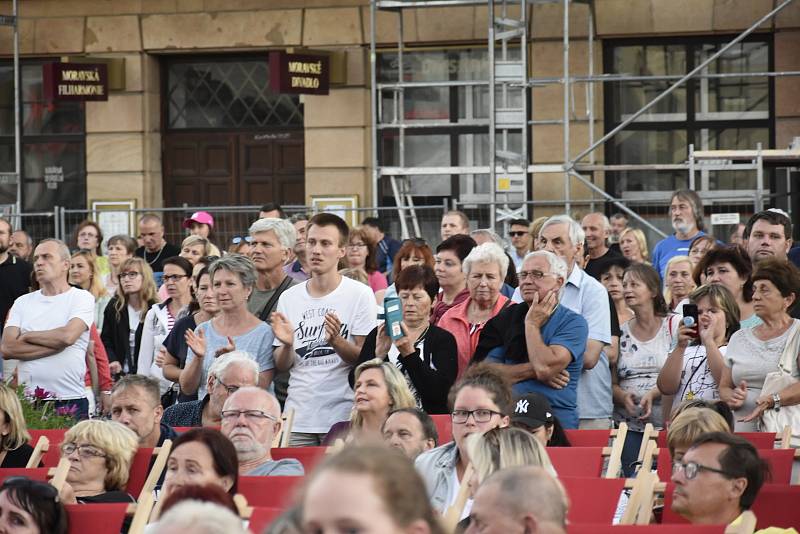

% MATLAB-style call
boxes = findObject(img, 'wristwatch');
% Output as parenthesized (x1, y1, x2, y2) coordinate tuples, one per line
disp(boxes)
(772, 393, 781, 412)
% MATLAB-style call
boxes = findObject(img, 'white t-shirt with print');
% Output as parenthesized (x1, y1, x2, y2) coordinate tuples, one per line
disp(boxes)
(274, 276, 376, 433)
(6, 287, 94, 399)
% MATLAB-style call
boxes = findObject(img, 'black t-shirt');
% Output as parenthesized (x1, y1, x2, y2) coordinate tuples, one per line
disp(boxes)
(76, 490, 136, 504)
(163, 315, 198, 402)
(135, 243, 181, 278)
(0, 255, 31, 334)
(584, 247, 622, 281)
(1, 443, 34, 468)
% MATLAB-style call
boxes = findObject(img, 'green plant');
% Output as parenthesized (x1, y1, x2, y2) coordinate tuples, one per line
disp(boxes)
(18, 385, 77, 430)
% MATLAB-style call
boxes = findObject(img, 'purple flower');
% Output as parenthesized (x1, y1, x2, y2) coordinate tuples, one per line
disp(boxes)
(33, 387, 53, 400)
(55, 405, 78, 417)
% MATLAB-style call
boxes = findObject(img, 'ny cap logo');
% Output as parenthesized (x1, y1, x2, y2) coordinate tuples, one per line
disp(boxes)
(515, 399, 529, 414)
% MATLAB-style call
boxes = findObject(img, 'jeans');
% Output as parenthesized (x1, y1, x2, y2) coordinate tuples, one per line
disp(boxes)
(289, 432, 326, 447)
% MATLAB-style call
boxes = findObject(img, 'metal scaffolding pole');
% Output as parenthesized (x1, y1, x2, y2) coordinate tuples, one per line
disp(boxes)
(562, 0, 570, 213)
(12, 0, 20, 217)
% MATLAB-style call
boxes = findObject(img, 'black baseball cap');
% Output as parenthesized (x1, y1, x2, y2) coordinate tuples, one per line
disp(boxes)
(511, 392, 555, 429)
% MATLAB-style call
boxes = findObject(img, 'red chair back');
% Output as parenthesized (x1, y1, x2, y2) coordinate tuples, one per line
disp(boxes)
(569, 525, 724, 534)
(0, 468, 50, 483)
(656, 448, 672, 481)
(750, 484, 800, 530)
(547, 447, 605, 478)
(125, 448, 154, 497)
(29, 429, 68, 467)
(430, 414, 453, 444)
(238, 476, 304, 509)
(758, 449, 794, 484)
(271, 447, 327, 473)
(248, 507, 284, 533)
(564, 429, 612, 448)
(560, 476, 626, 524)
(735, 432, 777, 450)
(66, 503, 128, 534)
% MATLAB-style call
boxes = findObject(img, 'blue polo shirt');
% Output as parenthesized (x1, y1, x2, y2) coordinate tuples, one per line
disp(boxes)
(486, 304, 587, 428)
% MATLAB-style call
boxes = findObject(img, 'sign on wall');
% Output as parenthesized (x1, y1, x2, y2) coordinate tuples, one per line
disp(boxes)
(269, 51, 330, 95)
(43, 62, 109, 101)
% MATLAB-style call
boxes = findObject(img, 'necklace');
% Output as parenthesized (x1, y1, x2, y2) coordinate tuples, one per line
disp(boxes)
(143, 244, 165, 266)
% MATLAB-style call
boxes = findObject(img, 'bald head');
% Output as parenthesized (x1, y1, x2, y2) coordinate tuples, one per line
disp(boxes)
(223, 387, 280, 419)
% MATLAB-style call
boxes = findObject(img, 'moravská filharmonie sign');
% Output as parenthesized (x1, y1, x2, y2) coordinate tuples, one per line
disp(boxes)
(43, 63, 109, 102)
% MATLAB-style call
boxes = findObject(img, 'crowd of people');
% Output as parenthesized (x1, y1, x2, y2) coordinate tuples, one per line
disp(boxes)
(0, 193, 797, 532)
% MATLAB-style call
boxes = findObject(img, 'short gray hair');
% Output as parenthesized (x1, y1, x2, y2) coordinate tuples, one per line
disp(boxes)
(208, 254, 257, 290)
(462, 242, 509, 278)
(249, 217, 297, 250)
(37, 238, 71, 261)
(540, 215, 585, 247)
(484, 466, 568, 528)
(522, 250, 568, 280)
(152, 501, 247, 534)
(470, 229, 505, 246)
(209, 350, 259, 384)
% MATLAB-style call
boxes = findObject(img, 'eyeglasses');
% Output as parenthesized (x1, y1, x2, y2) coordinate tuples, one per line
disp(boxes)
(518, 269, 558, 281)
(672, 460, 733, 480)
(60, 442, 107, 459)
(118, 271, 141, 280)
(162, 274, 189, 283)
(347, 243, 368, 250)
(231, 236, 253, 245)
(215, 376, 241, 395)
(451, 409, 504, 424)
(509, 231, 528, 237)
(221, 409, 277, 423)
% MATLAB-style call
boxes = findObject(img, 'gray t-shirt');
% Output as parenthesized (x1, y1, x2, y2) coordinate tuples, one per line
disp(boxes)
(185, 320, 275, 398)
(245, 458, 304, 476)
(247, 277, 300, 319)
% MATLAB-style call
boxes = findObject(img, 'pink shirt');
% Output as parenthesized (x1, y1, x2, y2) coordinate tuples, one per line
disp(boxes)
(367, 270, 388, 293)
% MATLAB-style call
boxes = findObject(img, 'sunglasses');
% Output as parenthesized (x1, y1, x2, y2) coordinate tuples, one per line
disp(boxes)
(509, 231, 528, 237)
(231, 236, 253, 245)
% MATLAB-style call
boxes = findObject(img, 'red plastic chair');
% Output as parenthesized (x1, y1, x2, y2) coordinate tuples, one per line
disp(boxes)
(271, 447, 327, 473)
(125, 448, 155, 497)
(238, 476, 304, 509)
(430, 414, 453, 444)
(248, 506, 284, 533)
(568, 525, 724, 534)
(564, 429, 613, 448)
(29, 429, 68, 468)
(656, 431, 777, 450)
(0, 467, 50, 483)
(66, 503, 128, 534)
(560, 477, 626, 524)
(655, 447, 793, 485)
(547, 447, 605, 478)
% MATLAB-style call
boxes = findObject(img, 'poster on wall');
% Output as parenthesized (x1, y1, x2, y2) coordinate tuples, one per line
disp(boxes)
(91, 200, 136, 251)
(311, 195, 359, 227)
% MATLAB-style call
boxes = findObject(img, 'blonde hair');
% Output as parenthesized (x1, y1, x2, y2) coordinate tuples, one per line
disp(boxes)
(114, 257, 158, 322)
(666, 407, 731, 457)
(70, 250, 107, 300)
(339, 267, 369, 286)
(619, 227, 649, 261)
(529, 217, 549, 252)
(351, 359, 416, 429)
(663, 255, 695, 307)
(468, 426, 554, 486)
(63, 420, 138, 491)
(0, 384, 30, 451)
(181, 235, 212, 257)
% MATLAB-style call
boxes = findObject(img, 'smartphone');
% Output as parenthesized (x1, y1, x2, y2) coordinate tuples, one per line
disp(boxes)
(682, 303, 700, 338)
(384, 296, 404, 341)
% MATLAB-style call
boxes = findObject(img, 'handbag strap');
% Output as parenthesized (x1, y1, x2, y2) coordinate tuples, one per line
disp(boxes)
(259, 276, 293, 322)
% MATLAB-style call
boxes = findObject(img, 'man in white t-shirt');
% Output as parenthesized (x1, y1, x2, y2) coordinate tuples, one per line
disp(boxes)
(1, 239, 94, 419)
(271, 213, 376, 446)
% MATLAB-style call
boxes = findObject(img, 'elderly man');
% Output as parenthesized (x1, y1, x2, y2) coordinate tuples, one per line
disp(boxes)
(1, 239, 94, 419)
(581, 213, 621, 280)
(162, 351, 259, 427)
(440, 210, 470, 241)
(134, 213, 180, 286)
(382, 407, 438, 460)
(9, 229, 32, 261)
(466, 466, 568, 534)
(651, 190, 706, 277)
(220, 387, 303, 476)
(110, 375, 177, 448)
(248, 218, 299, 320)
(671, 432, 770, 528)
(474, 250, 587, 428)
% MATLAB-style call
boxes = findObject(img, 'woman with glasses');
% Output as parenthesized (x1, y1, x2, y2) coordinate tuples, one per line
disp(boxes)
(161, 428, 238, 499)
(156, 236, 214, 302)
(0, 477, 68, 534)
(415, 363, 512, 515)
(346, 227, 388, 295)
(101, 257, 158, 376)
(58, 419, 138, 504)
(181, 255, 275, 400)
(324, 358, 416, 444)
(72, 220, 110, 280)
(138, 256, 194, 405)
(102, 234, 136, 297)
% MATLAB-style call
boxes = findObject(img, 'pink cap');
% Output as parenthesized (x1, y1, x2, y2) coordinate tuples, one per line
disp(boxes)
(182, 211, 214, 229)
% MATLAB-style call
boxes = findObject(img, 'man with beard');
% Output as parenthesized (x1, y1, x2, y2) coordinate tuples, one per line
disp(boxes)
(652, 190, 706, 278)
(220, 387, 303, 476)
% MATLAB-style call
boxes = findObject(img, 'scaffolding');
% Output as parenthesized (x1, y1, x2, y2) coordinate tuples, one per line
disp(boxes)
(369, 0, 800, 237)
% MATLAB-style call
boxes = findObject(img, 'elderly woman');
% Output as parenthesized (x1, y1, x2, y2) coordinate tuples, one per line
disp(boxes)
(346, 227, 388, 295)
(103, 234, 136, 297)
(613, 263, 678, 476)
(355, 266, 457, 414)
(0, 477, 68, 534)
(695, 245, 758, 328)
(439, 243, 510, 376)
(720, 258, 800, 431)
(58, 419, 138, 504)
(325, 358, 416, 444)
(181, 255, 275, 399)
(0, 384, 33, 467)
(432, 235, 477, 325)
(658, 284, 740, 411)
(619, 227, 649, 264)
(101, 257, 159, 376)
(162, 428, 238, 499)
(664, 255, 695, 312)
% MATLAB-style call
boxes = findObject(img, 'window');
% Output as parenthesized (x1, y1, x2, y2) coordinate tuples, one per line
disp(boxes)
(604, 37, 772, 198)
(0, 62, 86, 211)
